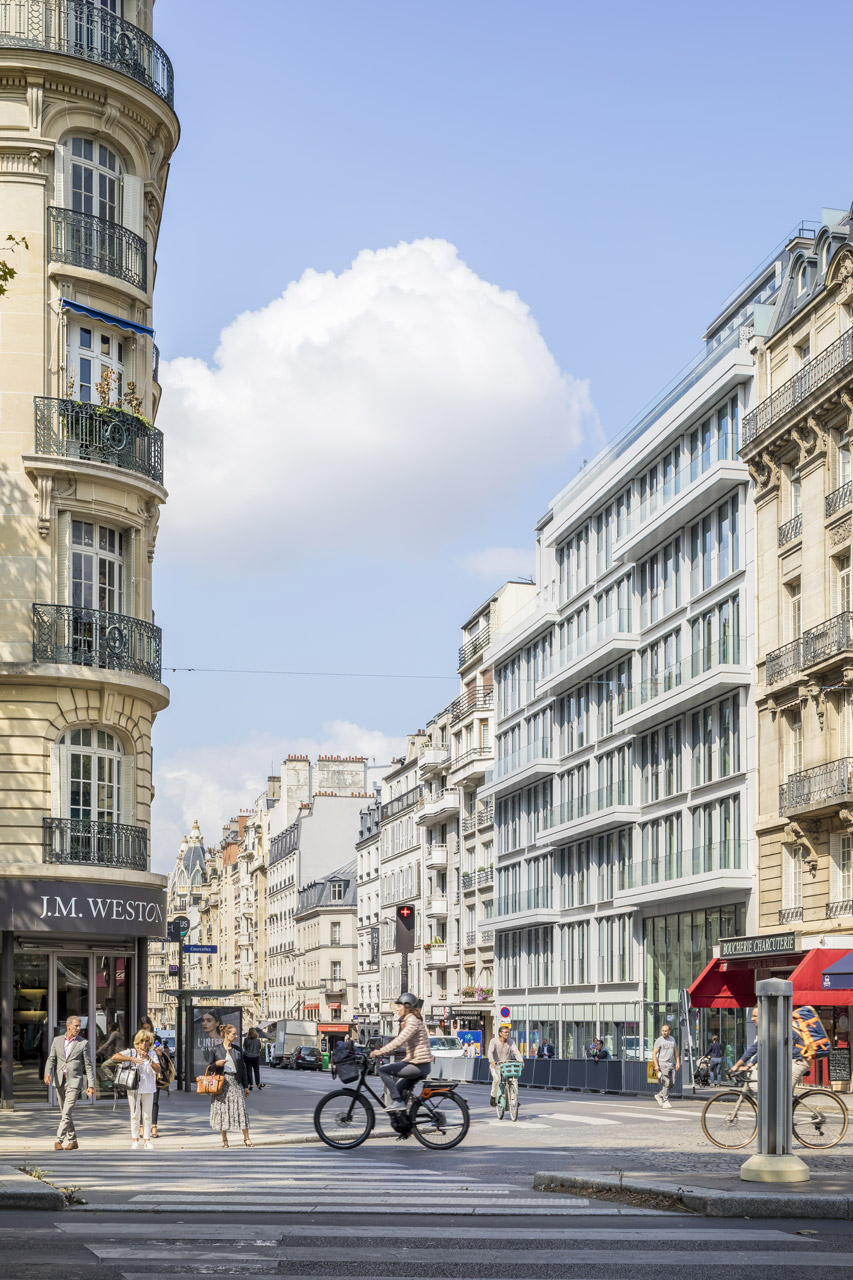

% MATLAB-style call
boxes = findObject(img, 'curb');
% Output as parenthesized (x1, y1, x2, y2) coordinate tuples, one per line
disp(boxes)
(0, 1165, 65, 1211)
(533, 1171, 853, 1219)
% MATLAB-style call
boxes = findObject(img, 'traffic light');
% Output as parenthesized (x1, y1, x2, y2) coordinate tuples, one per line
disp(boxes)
(395, 903, 415, 954)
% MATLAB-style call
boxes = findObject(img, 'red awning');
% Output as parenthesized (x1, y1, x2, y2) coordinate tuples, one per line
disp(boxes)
(304, 1002, 320, 1011)
(791, 948, 852, 1006)
(318, 1023, 349, 1033)
(688, 958, 757, 1008)
(326, 1002, 341, 1010)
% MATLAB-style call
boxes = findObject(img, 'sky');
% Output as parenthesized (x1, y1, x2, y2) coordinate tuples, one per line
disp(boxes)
(149, 0, 853, 871)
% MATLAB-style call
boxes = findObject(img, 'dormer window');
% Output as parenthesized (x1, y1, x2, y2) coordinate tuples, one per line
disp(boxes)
(797, 263, 808, 295)
(821, 239, 832, 273)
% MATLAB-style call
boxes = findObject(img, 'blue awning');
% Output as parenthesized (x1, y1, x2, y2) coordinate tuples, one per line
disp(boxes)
(60, 298, 154, 338)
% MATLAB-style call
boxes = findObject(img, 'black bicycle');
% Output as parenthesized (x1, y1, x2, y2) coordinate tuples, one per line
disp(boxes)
(314, 1051, 470, 1150)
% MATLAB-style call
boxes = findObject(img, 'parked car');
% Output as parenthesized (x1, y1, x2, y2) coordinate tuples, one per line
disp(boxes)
(622, 1037, 653, 1061)
(276, 1050, 294, 1069)
(429, 1036, 467, 1061)
(292, 1046, 323, 1071)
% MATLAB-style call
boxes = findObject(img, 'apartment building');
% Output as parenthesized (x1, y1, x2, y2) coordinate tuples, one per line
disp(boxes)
(481, 243, 797, 1059)
(355, 796, 382, 1040)
(379, 738, 426, 1033)
(147, 822, 208, 1026)
(0, 2, 178, 1104)
(294, 860, 358, 1051)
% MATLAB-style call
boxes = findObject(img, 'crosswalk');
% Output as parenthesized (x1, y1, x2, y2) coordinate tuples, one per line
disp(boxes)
(54, 1221, 837, 1278)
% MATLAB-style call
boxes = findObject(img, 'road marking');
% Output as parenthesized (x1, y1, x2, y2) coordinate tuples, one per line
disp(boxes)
(59, 1224, 794, 1241)
(540, 1112, 620, 1126)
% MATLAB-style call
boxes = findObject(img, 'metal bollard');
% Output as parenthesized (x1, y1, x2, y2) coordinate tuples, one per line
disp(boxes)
(740, 978, 809, 1183)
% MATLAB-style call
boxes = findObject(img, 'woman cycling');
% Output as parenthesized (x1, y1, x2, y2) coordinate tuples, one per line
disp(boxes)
(369, 993, 431, 1111)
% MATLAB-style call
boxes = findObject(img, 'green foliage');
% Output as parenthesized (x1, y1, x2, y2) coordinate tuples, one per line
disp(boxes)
(0, 235, 28, 299)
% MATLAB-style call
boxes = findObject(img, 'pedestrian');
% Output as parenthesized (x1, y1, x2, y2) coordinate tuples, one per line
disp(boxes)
(243, 1027, 265, 1090)
(537, 1039, 555, 1059)
(43, 1015, 95, 1151)
(707, 1032, 724, 1086)
(111, 1030, 161, 1151)
(590, 1038, 609, 1061)
(138, 1016, 173, 1136)
(206, 1022, 253, 1147)
(652, 1023, 681, 1108)
(486, 1025, 522, 1105)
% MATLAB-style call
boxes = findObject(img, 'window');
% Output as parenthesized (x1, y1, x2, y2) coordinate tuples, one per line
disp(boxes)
(787, 708, 803, 775)
(66, 322, 125, 404)
(54, 727, 124, 828)
(836, 555, 852, 615)
(787, 580, 802, 641)
(790, 469, 802, 517)
(330, 960, 342, 982)
(838, 436, 851, 489)
(71, 137, 120, 222)
(783, 844, 803, 910)
(797, 263, 808, 295)
(640, 538, 680, 626)
(70, 520, 125, 614)
(795, 340, 811, 369)
(330, 922, 341, 945)
(330, 881, 344, 902)
(832, 835, 853, 903)
(821, 239, 832, 274)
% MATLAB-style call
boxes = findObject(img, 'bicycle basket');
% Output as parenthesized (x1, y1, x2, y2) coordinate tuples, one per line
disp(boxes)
(333, 1044, 362, 1083)
(500, 1062, 523, 1078)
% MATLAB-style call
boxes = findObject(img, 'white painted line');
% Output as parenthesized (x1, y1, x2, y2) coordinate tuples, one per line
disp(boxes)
(61, 1224, 791, 1241)
(540, 1112, 620, 1126)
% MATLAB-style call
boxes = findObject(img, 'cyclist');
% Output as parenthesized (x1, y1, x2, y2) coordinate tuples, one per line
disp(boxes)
(486, 1024, 522, 1107)
(730, 1007, 811, 1088)
(368, 993, 431, 1111)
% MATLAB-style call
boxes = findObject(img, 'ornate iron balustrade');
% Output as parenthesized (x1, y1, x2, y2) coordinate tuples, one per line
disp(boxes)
(34, 396, 163, 484)
(49, 206, 146, 290)
(743, 328, 853, 445)
(778, 513, 803, 547)
(458, 625, 490, 669)
(779, 756, 853, 815)
(826, 481, 852, 518)
(477, 802, 493, 828)
(778, 906, 804, 924)
(765, 636, 802, 685)
(33, 602, 162, 681)
(43, 816, 147, 870)
(826, 899, 853, 919)
(0, 0, 174, 105)
(449, 688, 494, 723)
(802, 611, 853, 666)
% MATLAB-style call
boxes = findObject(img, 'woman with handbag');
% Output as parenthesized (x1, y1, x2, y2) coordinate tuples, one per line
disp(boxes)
(112, 1030, 160, 1151)
(205, 1022, 253, 1147)
(138, 1016, 174, 1138)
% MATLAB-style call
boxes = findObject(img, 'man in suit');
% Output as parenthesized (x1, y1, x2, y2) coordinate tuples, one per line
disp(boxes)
(44, 1016, 96, 1150)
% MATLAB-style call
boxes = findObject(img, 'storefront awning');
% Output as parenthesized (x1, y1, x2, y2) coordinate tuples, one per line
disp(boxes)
(318, 1023, 348, 1033)
(688, 958, 757, 1008)
(791, 948, 852, 1005)
(327, 1002, 341, 1010)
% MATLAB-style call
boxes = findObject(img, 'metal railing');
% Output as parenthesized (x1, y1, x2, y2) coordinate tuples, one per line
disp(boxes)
(34, 397, 163, 484)
(778, 513, 803, 547)
(465, 931, 476, 946)
(43, 816, 147, 870)
(779, 757, 853, 814)
(743, 328, 853, 445)
(33, 602, 162, 681)
(48, 206, 146, 291)
(419, 787, 459, 810)
(622, 841, 752, 889)
(765, 636, 803, 685)
(0, 0, 174, 105)
(826, 481, 852, 518)
(620, 434, 741, 537)
(767, 612, 853, 684)
(778, 906, 804, 924)
(452, 746, 492, 771)
(381, 785, 421, 820)
(826, 899, 853, 919)
(619, 636, 744, 713)
(458, 625, 490, 669)
(449, 688, 493, 722)
(462, 868, 493, 890)
(478, 802, 494, 828)
(543, 780, 633, 830)
(495, 887, 552, 917)
(495, 738, 553, 779)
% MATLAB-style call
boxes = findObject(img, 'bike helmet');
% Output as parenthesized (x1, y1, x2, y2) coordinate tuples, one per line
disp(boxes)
(396, 992, 421, 1009)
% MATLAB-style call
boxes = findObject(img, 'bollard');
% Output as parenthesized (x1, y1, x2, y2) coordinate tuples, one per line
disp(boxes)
(741, 978, 809, 1183)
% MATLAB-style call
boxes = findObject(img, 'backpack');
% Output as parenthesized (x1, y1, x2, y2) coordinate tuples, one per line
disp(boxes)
(792, 1006, 830, 1061)
(156, 1046, 177, 1088)
(332, 1041, 361, 1083)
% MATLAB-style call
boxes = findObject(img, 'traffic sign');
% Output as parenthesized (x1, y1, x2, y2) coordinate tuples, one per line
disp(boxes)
(183, 944, 217, 954)
(168, 914, 191, 942)
(499, 1005, 511, 1021)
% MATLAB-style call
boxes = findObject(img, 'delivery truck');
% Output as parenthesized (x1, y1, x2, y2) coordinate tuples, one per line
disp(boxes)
(271, 1019, 317, 1068)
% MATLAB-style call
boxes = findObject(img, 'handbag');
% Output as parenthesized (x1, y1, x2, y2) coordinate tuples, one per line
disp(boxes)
(114, 1061, 140, 1091)
(196, 1064, 225, 1095)
(156, 1046, 176, 1089)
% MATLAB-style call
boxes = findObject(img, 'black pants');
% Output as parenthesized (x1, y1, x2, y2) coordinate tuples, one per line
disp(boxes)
(246, 1056, 261, 1087)
(378, 1060, 430, 1103)
(151, 1087, 165, 1125)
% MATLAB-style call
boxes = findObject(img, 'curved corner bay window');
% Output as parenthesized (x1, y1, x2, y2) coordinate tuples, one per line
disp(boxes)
(71, 137, 120, 222)
(72, 520, 124, 613)
(64, 728, 122, 826)
(67, 322, 124, 404)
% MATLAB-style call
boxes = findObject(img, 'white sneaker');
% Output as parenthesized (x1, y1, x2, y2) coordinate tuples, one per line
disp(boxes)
(662, 1101, 672, 1109)
(386, 1102, 406, 1112)
(143, 1140, 154, 1151)
(654, 1094, 664, 1107)
(130, 1140, 139, 1150)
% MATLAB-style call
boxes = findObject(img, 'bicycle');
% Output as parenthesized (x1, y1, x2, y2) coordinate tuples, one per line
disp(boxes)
(701, 1069, 849, 1150)
(314, 1051, 470, 1151)
(494, 1060, 522, 1121)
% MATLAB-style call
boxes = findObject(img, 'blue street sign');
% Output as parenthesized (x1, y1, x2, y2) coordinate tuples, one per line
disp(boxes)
(183, 944, 217, 954)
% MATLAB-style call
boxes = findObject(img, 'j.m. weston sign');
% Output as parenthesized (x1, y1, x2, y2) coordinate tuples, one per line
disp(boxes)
(719, 932, 800, 960)
(0, 879, 167, 937)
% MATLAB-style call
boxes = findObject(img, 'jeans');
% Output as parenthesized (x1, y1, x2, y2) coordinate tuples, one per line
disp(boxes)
(128, 1090, 154, 1141)
(709, 1058, 722, 1085)
(657, 1066, 676, 1103)
(246, 1057, 261, 1087)
(378, 1060, 430, 1104)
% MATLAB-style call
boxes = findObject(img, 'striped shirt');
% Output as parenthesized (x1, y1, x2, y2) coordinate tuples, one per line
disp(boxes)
(381, 1015, 432, 1064)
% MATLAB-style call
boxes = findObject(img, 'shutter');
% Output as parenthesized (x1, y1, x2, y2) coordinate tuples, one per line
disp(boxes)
(56, 511, 71, 604)
(53, 142, 67, 207)
(829, 836, 841, 903)
(123, 526, 135, 617)
(781, 844, 792, 909)
(121, 757, 135, 825)
(49, 742, 68, 818)
(122, 175, 144, 238)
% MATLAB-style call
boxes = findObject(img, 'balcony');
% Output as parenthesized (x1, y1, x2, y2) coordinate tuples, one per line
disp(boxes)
(778, 906, 804, 925)
(827, 899, 853, 919)
(423, 945, 448, 969)
(767, 612, 853, 686)
(778, 513, 803, 548)
(48, 206, 147, 291)
(33, 397, 164, 486)
(617, 637, 746, 733)
(33, 603, 162, 682)
(462, 867, 493, 891)
(449, 688, 493, 724)
(495, 887, 555, 920)
(425, 844, 448, 870)
(493, 739, 556, 783)
(826, 482, 852, 519)
(615, 841, 753, 906)
(418, 744, 450, 778)
(743, 329, 853, 447)
(540, 781, 636, 841)
(779, 757, 853, 817)
(320, 978, 347, 997)
(425, 896, 448, 919)
(458, 626, 490, 670)
(450, 747, 493, 781)
(43, 816, 147, 871)
(416, 788, 459, 825)
(0, 0, 174, 106)
(539, 610, 638, 699)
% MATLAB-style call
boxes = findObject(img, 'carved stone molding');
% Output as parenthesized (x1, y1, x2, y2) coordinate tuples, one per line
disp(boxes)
(748, 450, 781, 494)
(37, 476, 52, 538)
(807, 680, 826, 730)
(831, 517, 853, 548)
(138, 497, 160, 563)
(26, 81, 43, 133)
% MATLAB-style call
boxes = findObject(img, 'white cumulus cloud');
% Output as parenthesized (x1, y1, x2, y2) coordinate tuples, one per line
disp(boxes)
(462, 546, 534, 581)
(152, 721, 405, 874)
(158, 238, 593, 567)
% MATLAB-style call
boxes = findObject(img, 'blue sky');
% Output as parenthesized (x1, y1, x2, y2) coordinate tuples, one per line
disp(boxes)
(149, 0, 853, 867)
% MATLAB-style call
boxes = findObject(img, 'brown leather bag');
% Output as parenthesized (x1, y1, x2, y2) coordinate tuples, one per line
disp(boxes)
(196, 1065, 225, 1095)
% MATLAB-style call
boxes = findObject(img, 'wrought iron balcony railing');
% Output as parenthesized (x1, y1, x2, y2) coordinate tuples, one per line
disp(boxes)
(743, 328, 853, 446)
(449, 688, 494, 723)
(826, 899, 853, 919)
(766, 612, 853, 685)
(43, 816, 147, 870)
(33, 603, 162, 681)
(826, 481, 852, 518)
(458, 625, 490, 669)
(34, 397, 163, 484)
(778, 906, 804, 924)
(779, 757, 853, 815)
(778, 513, 803, 547)
(49, 206, 146, 290)
(0, 0, 174, 106)
(765, 637, 803, 685)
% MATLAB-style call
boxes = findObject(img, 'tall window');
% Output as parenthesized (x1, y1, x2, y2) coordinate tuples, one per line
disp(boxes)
(330, 922, 341, 945)
(837, 555, 852, 615)
(59, 727, 122, 823)
(71, 520, 124, 613)
(787, 580, 802, 641)
(788, 709, 803, 775)
(66, 322, 124, 403)
(71, 137, 120, 221)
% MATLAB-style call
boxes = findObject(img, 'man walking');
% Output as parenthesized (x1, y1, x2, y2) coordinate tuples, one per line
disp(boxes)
(652, 1023, 681, 1109)
(486, 1024, 522, 1106)
(44, 1016, 95, 1150)
(707, 1032, 724, 1086)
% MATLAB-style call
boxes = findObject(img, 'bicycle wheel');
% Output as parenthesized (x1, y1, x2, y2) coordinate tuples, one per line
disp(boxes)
(495, 1087, 505, 1120)
(314, 1089, 374, 1149)
(412, 1091, 470, 1149)
(701, 1090, 757, 1149)
(508, 1078, 519, 1122)
(793, 1089, 849, 1149)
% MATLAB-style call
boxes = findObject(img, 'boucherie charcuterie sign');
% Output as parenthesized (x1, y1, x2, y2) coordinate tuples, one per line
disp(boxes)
(0, 879, 167, 936)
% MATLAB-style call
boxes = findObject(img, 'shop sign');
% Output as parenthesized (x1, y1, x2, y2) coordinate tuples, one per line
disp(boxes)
(719, 932, 799, 959)
(0, 878, 167, 937)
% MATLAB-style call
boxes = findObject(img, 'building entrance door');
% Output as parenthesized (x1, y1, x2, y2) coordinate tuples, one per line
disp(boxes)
(12, 953, 49, 1101)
